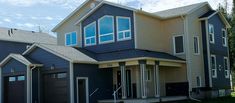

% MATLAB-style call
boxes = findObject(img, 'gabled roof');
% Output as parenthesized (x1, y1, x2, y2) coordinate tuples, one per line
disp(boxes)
(52, 0, 101, 32)
(0, 27, 56, 44)
(153, 2, 210, 19)
(199, 11, 231, 28)
(0, 53, 42, 67)
(78, 48, 185, 62)
(23, 43, 97, 63)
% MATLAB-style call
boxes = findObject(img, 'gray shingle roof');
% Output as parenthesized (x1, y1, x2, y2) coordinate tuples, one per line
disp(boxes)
(0, 27, 56, 44)
(35, 43, 97, 63)
(153, 2, 208, 19)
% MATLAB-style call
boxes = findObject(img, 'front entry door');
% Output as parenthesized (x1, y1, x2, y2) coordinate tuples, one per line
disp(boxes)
(117, 70, 131, 98)
(77, 77, 88, 103)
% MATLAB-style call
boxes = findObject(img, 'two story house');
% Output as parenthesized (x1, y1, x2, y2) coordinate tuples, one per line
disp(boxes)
(0, 0, 231, 103)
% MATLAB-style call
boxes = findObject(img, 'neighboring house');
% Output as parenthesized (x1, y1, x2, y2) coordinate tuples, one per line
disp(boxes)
(0, 27, 56, 61)
(0, 0, 231, 103)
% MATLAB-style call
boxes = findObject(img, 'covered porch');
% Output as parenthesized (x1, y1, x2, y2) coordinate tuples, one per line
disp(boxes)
(99, 57, 188, 102)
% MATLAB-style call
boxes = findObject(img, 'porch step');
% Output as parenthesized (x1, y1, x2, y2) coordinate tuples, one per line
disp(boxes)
(98, 96, 188, 103)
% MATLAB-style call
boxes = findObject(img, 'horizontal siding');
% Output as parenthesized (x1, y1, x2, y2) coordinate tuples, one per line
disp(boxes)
(2, 59, 27, 74)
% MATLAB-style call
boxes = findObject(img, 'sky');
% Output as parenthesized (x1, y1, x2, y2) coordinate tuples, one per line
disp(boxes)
(0, 0, 233, 36)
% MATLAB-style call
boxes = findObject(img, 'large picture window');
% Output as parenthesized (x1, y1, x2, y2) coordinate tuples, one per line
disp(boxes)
(84, 22, 96, 46)
(98, 16, 114, 44)
(173, 35, 184, 54)
(211, 55, 217, 78)
(65, 32, 77, 46)
(117, 16, 131, 41)
(209, 24, 215, 43)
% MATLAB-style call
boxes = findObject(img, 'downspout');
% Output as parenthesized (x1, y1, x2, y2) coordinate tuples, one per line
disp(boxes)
(181, 15, 201, 102)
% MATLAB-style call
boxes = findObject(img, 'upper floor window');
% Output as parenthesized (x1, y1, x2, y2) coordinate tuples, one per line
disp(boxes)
(211, 55, 217, 78)
(84, 22, 96, 46)
(65, 32, 77, 46)
(209, 24, 215, 43)
(98, 16, 114, 44)
(193, 36, 200, 55)
(222, 29, 227, 47)
(224, 57, 229, 78)
(117, 16, 131, 41)
(173, 35, 184, 54)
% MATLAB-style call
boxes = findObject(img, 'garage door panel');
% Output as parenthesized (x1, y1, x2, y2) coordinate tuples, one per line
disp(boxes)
(43, 72, 68, 103)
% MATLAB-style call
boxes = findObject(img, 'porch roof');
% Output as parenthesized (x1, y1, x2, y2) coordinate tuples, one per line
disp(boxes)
(77, 49, 185, 62)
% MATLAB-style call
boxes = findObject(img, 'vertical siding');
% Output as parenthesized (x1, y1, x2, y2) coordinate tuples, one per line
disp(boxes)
(208, 14, 230, 89)
(0, 41, 29, 61)
(27, 48, 69, 70)
(73, 63, 113, 103)
(81, 4, 135, 53)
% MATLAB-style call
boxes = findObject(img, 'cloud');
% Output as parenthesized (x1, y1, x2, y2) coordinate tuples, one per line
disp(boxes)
(3, 18, 11, 22)
(24, 23, 34, 28)
(45, 16, 53, 20)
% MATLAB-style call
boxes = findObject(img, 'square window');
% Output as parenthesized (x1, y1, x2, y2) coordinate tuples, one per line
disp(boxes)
(17, 76, 25, 81)
(9, 77, 16, 82)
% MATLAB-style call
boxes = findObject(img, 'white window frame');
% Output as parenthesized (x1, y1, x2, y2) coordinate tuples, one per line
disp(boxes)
(84, 21, 96, 46)
(224, 57, 230, 78)
(193, 36, 200, 55)
(116, 16, 132, 41)
(209, 24, 215, 44)
(196, 76, 202, 87)
(98, 15, 115, 44)
(222, 28, 227, 47)
(173, 35, 185, 55)
(211, 55, 217, 78)
(65, 31, 77, 46)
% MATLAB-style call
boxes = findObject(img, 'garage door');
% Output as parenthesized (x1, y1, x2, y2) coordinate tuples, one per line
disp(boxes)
(4, 75, 25, 103)
(43, 72, 68, 103)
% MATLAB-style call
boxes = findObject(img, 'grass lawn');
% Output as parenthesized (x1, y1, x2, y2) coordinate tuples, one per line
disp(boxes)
(165, 93, 235, 103)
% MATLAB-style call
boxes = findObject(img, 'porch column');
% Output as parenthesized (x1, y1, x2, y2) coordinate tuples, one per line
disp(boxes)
(139, 60, 147, 98)
(154, 61, 160, 97)
(69, 62, 75, 103)
(26, 66, 31, 103)
(119, 62, 127, 99)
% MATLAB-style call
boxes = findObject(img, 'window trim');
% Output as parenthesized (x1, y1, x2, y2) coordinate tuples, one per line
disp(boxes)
(224, 57, 230, 78)
(173, 35, 185, 55)
(222, 28, 227, 47)
(116, 16, 132, 41)
(209, 24, 215, 44)
(193, 36, 200, 55)
(98, 15, 115, 44)
(211, 54, 217, 78)
(65, 31, 78, 46)
(84, 21, 97, 47)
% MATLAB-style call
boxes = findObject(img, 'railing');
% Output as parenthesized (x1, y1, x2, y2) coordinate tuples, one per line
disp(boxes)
(89, 88, 99, 97)
(113, 85, 122, 103)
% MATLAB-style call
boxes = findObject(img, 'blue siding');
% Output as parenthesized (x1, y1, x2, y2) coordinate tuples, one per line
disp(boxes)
(82, 4, 135, 53)
(0, 41, 29, 61)
(208, 14, 230, 89)
(73, 64, 113, 103)
(2, 59, 27, 74)
(27, 48, 69, 71)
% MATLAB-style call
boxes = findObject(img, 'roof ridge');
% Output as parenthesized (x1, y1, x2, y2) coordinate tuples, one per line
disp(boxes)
(154, 2, 208, 13)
